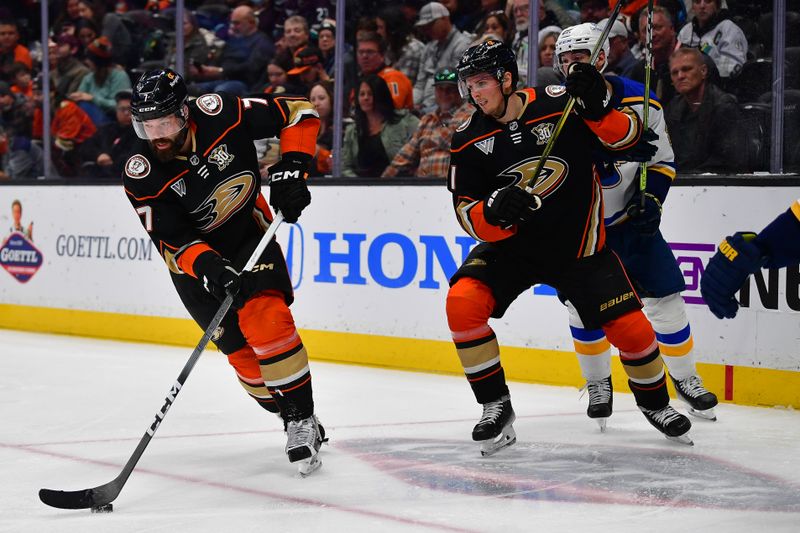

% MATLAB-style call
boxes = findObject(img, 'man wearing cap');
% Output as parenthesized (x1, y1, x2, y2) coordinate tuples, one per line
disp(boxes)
(356, 32, 414, 111)
(414, 2, 473, 114)
(599, 17, 637, 78)
(287, 46, 330, 94)
(382, 67, 472, 179)
(79, 90, 138, 178)
(50, 33, 90, 101)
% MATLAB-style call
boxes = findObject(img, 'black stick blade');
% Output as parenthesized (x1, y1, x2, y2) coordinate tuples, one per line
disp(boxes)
(39, 483, 118, 509)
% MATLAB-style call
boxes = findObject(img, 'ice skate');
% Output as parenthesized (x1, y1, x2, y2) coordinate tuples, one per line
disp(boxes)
(671, 375, 718, 421)
(285, 415, 327, 476)
(639, 405, 693, 445)
(472, 395, 516, 456)
(580, 376, 613, 432)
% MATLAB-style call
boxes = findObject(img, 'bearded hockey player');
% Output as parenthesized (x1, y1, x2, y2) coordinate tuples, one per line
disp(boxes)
(122, 68, 325, 475)
(447, 39, 693, 455)
(554, 23, 718, 427)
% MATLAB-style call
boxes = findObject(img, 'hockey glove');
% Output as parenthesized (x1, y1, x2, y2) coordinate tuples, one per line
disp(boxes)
(564, 62, 612, 121)
(194, 252, 247, 309)
(484, 186, 542, 227)
(269, 153, 312, 223)
(597, 128, 659, 163)
(700, 232, 767, 319)
(625, 192, 662, 236)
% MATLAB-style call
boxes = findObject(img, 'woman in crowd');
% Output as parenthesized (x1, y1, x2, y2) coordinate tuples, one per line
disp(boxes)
(308, 80, 334, 177)
(169, 10, 210, 83)
(476, 10, 514, 46)
(342, 75, 419, 178)
(69, 37, 131, 126)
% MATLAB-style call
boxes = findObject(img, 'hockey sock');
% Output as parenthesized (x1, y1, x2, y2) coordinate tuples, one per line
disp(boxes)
(239, 291, 314, 420)
(643, 295, 696, 380)
(227, 345, 280, 413)
(603, 309, 669, 410)
(570, 326, 612, 380)
(447, 278, 509, 404)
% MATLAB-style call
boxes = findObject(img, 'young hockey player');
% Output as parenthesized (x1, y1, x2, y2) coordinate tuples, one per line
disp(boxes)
(447, 39, 693, 455)
(123, 68, 325, 475)
(554, 23, 718, 427)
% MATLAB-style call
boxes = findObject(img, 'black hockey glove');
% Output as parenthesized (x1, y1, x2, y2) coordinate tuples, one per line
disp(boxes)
(194, 252, 247, 309)
(564, 62, 612, 121)
(596, 128, 659, 163)
(701, 232, 767, 319)
(625, 192, 662, 237)
(483, 186, 542, 227)
(269, 153, 312, 224)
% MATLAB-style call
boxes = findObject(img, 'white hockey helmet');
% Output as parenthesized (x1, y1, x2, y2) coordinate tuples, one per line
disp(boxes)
(554, 23, 609, 77)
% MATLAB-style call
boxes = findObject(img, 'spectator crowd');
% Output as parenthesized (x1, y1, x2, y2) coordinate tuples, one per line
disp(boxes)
(0, 0, 795, 179)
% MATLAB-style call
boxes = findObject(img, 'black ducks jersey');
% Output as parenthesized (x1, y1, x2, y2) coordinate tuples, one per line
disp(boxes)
(122, 92, 319, 279)
(448, 86, 642, 262)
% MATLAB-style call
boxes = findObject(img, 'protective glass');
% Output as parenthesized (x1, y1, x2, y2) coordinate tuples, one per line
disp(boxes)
(458, 74, 501, 100)
(132, 106, 188, 140)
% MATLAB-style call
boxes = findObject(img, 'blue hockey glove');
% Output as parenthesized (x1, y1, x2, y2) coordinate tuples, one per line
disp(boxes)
(700, 232, 767, 319)
(625, 192, 662, 236)
(484, 186, 542, 227)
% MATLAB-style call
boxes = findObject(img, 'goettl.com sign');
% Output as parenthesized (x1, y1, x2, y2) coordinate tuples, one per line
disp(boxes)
(0, 232, 43, 283)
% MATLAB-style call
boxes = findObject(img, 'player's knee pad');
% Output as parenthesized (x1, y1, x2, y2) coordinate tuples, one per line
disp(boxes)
(226, 345, 263, 383)
(238, 290, 301, 358)
(602, 309, 657, 358)
(446, 277, 495, 339)
(642, 293, 688, 333)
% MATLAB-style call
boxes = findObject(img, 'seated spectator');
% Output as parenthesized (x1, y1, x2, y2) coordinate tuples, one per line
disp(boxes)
(440, 0, 482, 34)
(9, 62, 32, 100)
(275, 14, 311, 64)
(356, 32, 414, 111)
(287, 46, 330, 95)
(191, 5, 275, 95)
(342, 75, 420, 177)
(0, 19, 31, 82)
(630, 6, 681, 107)
(0, 82, 40, 179)
(167, 10, 210, 83)
(415, 2, 474, 113)
(510, 0, 576, 86)
(74, 0, 132, 67)
(73, 17, 99, 59)
(376, 6, 425, 85)
(599, 17, 637, 78)
(677, 0, 747, 79)
(260, 56, 300, 94)
(308, 80, 334, 176)
(536, 25, 563, 85)
(69, 37, 132, 127)
(78, 90, 137, 178)
(382, 67, 473, 179)
(576, 0, 608, 23)
(665, 47, 743, 172)
(476, 10, 515, 45)
(50, 33, 90, 101)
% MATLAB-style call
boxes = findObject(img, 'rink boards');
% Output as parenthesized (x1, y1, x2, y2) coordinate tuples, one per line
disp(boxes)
(0, 184, 798, 407)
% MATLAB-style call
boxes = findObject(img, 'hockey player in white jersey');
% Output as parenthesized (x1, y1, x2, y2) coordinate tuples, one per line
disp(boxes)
(554, 23, 718, 428)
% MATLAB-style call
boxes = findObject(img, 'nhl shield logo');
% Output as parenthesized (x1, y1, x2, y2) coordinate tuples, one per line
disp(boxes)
(0, 232, 43, 283)
(208, 144, 235, 171)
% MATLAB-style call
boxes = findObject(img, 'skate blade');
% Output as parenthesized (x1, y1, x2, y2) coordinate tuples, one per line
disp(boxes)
(687, 407, 717, 421)
(479, 426, 517, 457)
(297, 455, 322, 477)
(666, 433, 694, 446)
(594, 418, 608, 433)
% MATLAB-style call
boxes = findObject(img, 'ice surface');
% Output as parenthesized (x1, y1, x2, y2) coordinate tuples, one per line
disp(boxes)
(1, 329, 798, 532)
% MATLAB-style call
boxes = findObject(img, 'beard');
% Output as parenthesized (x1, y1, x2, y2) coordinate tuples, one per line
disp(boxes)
(149, 129, 188, 163)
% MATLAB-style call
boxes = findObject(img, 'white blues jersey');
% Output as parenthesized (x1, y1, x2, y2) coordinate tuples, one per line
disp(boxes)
(598, 75, 676, 228)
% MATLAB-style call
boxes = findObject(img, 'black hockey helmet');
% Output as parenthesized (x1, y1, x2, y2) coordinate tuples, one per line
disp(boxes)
(456, 38, 518, 103)
(131, 68, 189, 140)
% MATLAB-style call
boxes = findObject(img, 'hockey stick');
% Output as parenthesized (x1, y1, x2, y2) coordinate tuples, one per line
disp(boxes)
(39, 211, 286, 510)
(522, 0, 625, 190)
(639, 0, 655, 207)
